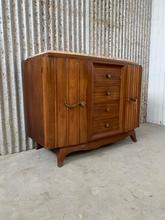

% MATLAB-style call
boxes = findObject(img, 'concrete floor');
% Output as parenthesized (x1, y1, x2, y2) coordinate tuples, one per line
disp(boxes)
(0, 123, 165, 220)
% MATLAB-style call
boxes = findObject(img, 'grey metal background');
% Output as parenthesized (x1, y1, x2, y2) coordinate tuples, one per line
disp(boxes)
(0, 0, 152, 155)
(147, 0, 165, 125)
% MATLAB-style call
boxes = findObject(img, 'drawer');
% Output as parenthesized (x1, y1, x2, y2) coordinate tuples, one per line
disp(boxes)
(93, 117, 119, 134)
(93, 103, 119, 119)
(94, 85, 120, 103)
(94, 67, 121, 86)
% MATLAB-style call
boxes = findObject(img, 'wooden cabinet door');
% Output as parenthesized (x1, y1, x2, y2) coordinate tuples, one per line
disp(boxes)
(56, 58, 88, 147)
(124, 65, 142, 131)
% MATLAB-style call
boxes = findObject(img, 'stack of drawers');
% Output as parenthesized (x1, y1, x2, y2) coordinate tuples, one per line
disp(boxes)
(92, 65, 122, 135)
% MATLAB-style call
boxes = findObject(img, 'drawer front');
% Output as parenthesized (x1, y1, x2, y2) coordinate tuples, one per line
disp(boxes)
(94, 85, 120, 103)
(93, 103, 119, 119)
(94, 67, 121, 86)
(93, 117, 119, 134)
(88, 62, 126, 141)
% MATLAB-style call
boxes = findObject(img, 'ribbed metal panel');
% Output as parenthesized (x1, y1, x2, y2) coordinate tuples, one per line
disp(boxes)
(0, 0, 152, 155)
(147, 0, 165, 125)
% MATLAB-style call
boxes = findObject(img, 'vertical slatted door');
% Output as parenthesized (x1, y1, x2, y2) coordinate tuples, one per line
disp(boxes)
(56, 58, 88, 147)
(124, 65, 142, 131)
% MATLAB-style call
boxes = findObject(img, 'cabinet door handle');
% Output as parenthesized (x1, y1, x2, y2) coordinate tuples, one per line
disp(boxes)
(128, 97, 137, 102)
(64, 101, 86, 109)
(79, 101, 86, 107)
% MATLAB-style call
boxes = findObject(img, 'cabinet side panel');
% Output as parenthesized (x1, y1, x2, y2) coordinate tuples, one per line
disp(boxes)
(23, 57, 45, 145)
(124, 65, 142, 131)
(42, 57, 56, 148)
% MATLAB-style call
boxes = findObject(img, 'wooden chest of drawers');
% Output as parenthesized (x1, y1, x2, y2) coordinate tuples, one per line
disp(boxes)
(23, 51, 142, 167)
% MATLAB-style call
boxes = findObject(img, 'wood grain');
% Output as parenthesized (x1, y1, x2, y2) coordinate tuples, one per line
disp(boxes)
(56, 58, 68, 147)
(93, 117, 119, 134)
(124, 64, 142, 131)
(94, 85, 120, 103)
(42, 57, 56, 148)
(79, 60, 88, 143)
(67, 59, 80, 145)
(93, 102, 119, 119)
(23, 56, 45, 146)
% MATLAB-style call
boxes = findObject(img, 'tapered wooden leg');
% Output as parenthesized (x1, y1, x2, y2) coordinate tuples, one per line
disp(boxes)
(130, 130, 137, 142)
(36, 143, 43, 150)
(56, 149, 66, 167)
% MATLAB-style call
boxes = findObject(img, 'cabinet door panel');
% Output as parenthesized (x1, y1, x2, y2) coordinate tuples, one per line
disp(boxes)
(57, 58, 88, 147)
(67, 59, 80, 145)
(56, 58, 68, 147)
(124, 65, 142, 131)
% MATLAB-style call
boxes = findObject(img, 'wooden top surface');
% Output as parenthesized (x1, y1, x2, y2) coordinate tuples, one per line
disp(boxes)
(25, 50, 139, 65)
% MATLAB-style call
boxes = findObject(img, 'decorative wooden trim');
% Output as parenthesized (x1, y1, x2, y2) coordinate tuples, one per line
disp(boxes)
(25, 51, 139, 66)
(56, 130, 136, 167)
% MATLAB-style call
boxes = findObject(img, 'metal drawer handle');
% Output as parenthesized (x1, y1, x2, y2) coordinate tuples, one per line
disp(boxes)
(65, 101, 86, 109)
(79, 101, 86, 107)
(106, 74, 112, 79)
(106, 91, 111, 96)
(128, 97, 137, 102)
(105, 123, 110, 128)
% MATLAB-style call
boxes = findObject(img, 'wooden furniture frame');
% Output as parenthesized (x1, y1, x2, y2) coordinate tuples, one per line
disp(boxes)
(23, 51, 142, 167)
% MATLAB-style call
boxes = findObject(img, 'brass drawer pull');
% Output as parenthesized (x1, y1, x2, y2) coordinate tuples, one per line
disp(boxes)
(65, 102, 79, 108)
(106, 74, 112, 79)
(105, 123, 110, 128)
(105, 107, 110, 112)
(79, 101, 86, 107)
(106, 91, 111, 96)
(128, 97, 137, 102)
(65, 101, 86, 109)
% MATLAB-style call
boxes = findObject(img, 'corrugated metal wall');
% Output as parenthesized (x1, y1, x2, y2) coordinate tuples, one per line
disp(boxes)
(0, 0, 152, 155)
(147, 0, 165, 125)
